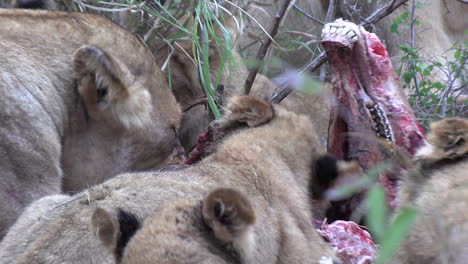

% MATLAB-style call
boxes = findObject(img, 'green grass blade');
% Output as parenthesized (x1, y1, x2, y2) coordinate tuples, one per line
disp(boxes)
(376, 207, 419, 264)
(366, 184, 388, 242)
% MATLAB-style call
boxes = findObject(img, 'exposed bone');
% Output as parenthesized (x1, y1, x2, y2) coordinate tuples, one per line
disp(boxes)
(323, 23, 360, 44)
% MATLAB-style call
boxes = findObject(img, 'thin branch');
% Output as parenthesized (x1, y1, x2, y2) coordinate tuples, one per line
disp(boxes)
(409, 0, 421, 100)
(244, 0, 294, 95)
(270, 52, 327, 103)
(438, 55, 467, 118)
(292, 4, 325, 26)
(182, 97, 208, 113)
(359, 0, 408, 27)
(316, 0, 336, 83)
(271, 0, 409, 103)
(325, 0, 337, 24)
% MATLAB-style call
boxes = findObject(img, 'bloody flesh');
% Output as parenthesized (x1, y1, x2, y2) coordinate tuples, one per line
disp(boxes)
(322, 19, 425, 211)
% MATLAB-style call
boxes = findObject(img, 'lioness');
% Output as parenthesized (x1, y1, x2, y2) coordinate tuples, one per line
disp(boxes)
(6, 2, 332, 152)
(0, 9, 182, 238)
(389, 117, 468, 264)
(0, 96, 339, 264)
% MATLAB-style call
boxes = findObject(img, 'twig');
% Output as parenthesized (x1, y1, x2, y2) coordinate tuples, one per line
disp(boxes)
(359, 0, 408, 27)
(325, 0, 336, 24)
(143, 0, 173, 42)
(318, 0, 336, 83)
(438, 55, 467, 118)
(182, 97, 208, 113)
(271, 0, 409, 103)
(244, 0, 294, 95)
(270, 50, 327, 103)
(292, 4, 325, 26)
(409, 0, 421, 100)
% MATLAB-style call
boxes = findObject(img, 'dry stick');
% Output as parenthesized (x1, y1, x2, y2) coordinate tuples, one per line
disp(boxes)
(439, 55, 467, 118)
(325, 0, 337, 23)
(292, 4, 325, 26)
(270, 53, 327, 103)
(409, 0, 422, 101)
(182, 97, 208, 113)
(270, 0, 409, 103)
(319, 0, 337, 82)
(244, 0, 293, 95)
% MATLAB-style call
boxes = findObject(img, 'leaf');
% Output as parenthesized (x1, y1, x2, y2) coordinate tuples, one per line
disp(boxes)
(414, 19, 420, 25)
(390, 18, 402, 35)
(366, 184, 388, 242)
(400, 12, 409, 21)
(433, 61, 443, 67)
(403, 72, 415, 83)
(416, 1, 424, 8)
(376, 207, 419, 264)
(423, 65, 434, 76)
(420, 87, 430, 96)
(390, 23, 399, 35)
(432, 82, 444, 89)
(289, 39, 314, 54)
(454, 49, 461, 60)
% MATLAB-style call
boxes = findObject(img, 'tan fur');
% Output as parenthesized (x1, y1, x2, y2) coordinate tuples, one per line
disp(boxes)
(389, 117, 468, 264)
(0, 9, 182, 238)
(5, 3, 331, 152)
(153, 14, 331, 152)
(0, 96, 337, 263)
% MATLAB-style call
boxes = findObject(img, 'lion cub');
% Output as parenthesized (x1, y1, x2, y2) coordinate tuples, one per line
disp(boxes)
(389, 117, 468, 264)
(0, 96, 338, 263)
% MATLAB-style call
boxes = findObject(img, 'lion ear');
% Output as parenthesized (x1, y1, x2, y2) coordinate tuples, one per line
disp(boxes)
(73, 45, 128, 107)
(416, 117, 468, 161)
(91, 207, 120, 249)
(91, 207, 141, 261)
(429, 117, 468, 155)
(224, 96, 274, 127)
(73, 45, 153, 127)
(202, 188, 256, 246)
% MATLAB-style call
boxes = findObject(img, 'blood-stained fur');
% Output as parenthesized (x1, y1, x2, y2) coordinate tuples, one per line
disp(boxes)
(0, 9, 182, 238)
(0, 96, 339, 264)
(389, 117, 468, 264)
